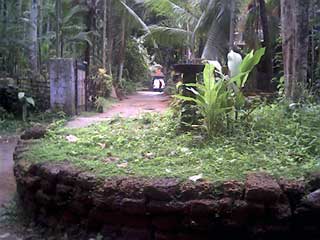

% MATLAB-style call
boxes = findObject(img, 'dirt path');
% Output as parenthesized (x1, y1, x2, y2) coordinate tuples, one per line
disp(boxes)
(67, 91, 170, 128)
(0, 91, 169, 239)
(0, 136, 17, 207)
(0, 136, 20, 240)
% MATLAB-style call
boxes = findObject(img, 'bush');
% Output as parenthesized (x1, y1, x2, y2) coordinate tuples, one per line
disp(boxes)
(119, 78, 137, 95)
(0, 106, 13, 120)
(124, 38, 150, 87)
(176, 49, 265, 136)
(0, 86, 20, 115)
(89, 67, 113, 99)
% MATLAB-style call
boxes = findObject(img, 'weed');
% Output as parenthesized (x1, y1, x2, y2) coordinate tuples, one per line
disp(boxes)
(24, 104, 320, 181)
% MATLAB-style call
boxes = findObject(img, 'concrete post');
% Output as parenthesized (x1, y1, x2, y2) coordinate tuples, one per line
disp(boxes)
(49, 58, 76, 116)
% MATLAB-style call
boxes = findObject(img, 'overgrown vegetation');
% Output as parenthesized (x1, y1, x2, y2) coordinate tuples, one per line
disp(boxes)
(25, 103, 320, 181)
(0, 111, 67, 135)
(176, 48, 265, 135)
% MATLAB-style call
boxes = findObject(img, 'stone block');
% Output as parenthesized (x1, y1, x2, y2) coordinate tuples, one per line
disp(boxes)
(279, 179, 305, 207)
(20, 125, 47, 140)
(245, 172, 282, 204)
(179, 181, 214, 201)
(152, 215, 181, 231)
(147, 200, 184, 214)
(216, 180, 245, 199)
(120, 198, 146, 215)
(307, 171, 320, 191)
(144, 178, 180, 201)
(185, 199, 217, 216)
(303, 189, 320, 209)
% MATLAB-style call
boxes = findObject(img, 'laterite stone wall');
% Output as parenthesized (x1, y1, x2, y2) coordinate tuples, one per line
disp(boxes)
(14, 139, 320, 240)
(0, 76, 50, 110)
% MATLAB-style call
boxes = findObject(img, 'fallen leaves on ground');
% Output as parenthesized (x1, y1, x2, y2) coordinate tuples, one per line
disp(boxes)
(97, 143, 107, 149)
(189, 173, 203, 182)
(117, 162, 128, 168)
(66, 135, 78, 143)
(103, 157, 120, 163)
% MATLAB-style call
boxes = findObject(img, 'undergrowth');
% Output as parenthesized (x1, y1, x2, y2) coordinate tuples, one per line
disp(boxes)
(0, 111, 67, 135)
(24, 103, 320, 181)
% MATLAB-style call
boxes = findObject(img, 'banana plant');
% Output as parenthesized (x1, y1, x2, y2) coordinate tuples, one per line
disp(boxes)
(176, 63, 233, 136)
(175, 48, 265, 136)
(229, 48, 266, 114)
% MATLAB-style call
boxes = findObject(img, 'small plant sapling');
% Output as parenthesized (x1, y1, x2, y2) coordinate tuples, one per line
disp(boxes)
(95, 97, 108, 113)
(18, 92, 35, 121)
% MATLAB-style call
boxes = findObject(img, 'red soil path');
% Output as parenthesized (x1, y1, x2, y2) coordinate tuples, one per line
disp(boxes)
(0, 136, 17, 207)
(0, 91, 169, 239)
(0, 136, 20, 240)
(67, 91, 170, 128)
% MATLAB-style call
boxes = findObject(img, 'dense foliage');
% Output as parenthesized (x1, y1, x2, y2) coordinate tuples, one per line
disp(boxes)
(1, 0, 319, 102)
(177, 48, 265, 135)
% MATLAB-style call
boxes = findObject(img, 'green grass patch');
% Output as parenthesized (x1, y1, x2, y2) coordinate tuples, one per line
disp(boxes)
(0, 119, 29, 135)
(24, 104, 320, 181)
(0, 111, 67, 135)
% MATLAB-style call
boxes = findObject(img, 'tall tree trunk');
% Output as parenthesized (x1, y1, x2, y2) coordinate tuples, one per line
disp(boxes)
(2, 0, 7, 27)
(102, 0, 107, 69)
(17, 0, 22, 17)
(118, 1, 126, 84)
(310, 0, 316, 85)
(281, 0, 310, 101)
(107, 0, 113, 76)
(91, 0, 97, 66)
(47, 14, 50, 33)
(259, 0, 272, 91)
(229, 0, 236, 50)
(38, 0, 42, 69)
(29, 0, 39, 78)
(84, 6, 93, 111)
(107, 0, 118, 98)
(55, 0, 62, 57)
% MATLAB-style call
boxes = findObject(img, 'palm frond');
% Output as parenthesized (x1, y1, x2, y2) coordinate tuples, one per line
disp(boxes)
(119, 0, 150, 32)
(66, 31, 94, 46)
(144, 0, 198, 27)
(201, 0, 233, 60)
(145, 25, 192, 47)
(63, 5, 89, 25)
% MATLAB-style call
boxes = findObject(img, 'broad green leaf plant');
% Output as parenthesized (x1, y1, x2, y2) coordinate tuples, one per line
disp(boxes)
(176, 48, 265, 136)
(18, 92, 35, 122)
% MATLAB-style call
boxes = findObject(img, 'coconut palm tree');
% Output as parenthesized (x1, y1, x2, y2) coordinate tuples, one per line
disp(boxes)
(281, 0, 310, 101)
(142, 0, 241, 61)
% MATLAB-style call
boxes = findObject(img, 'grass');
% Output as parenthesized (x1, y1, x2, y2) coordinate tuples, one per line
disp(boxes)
(0, 97, 118, 135)
(24, 103, 320, 182)
(0, 111, 67, 135)
(0, 119, 29, 135)
(80, 97, 118, 117)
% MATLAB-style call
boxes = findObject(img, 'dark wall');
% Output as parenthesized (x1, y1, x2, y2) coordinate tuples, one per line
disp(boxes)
(14, 139, 320, 240)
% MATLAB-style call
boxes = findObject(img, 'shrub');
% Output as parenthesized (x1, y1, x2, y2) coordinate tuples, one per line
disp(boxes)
(95, 97, 108, 113)
(124, 38, 150, 87)
(89, 67, 113, 99)
(176, 48, 265, 136)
